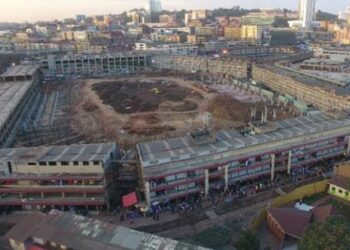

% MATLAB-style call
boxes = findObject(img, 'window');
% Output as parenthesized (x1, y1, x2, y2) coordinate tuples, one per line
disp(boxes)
(188, 171, 196, 178)
(339, 189, 343, 194)
(61, 161, 69, 166)
(345, 192, 349, 196)
(39, 162, 47, 166)
(83, 161, 89, 166)
(93, 161, 100, 165)
(73, 161, 79, 166)
(48, 162, 57, 166)
(28, 162, 36, 166)
(332, 187, 336, 192)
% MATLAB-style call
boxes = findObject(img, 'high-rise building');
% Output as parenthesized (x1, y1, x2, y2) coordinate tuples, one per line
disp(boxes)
(147, 0, 162, 14)
(339, 6, 350, 21)
(298, 0, 316, 29)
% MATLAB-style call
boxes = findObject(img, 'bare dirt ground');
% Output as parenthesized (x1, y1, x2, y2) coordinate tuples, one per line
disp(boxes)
(69, 75, 298, 146)
(70, 76, 216, 145)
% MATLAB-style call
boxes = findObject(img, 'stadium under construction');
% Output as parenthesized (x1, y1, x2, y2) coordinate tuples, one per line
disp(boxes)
(2, 49, 350, 209)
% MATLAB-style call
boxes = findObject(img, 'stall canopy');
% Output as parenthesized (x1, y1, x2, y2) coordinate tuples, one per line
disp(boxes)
(122, 192, 138, 208)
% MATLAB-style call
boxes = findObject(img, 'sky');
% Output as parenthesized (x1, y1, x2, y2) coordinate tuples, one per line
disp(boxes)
(0, 0, 348, 23)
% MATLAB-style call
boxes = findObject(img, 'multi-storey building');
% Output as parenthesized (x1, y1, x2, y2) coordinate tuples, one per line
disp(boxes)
(152, 55, 248, 79)
(0, 143, 117, 210)
(241, 25, 263, 42)
(41, 53, 151, 77)
(299, 0, 316, 29)
(252, 65, 350, 111)
(187, 35, 208, 45)
(137, 113, 350, 205)
(0, 65, 42, 148)
(224, 27, 242, 40)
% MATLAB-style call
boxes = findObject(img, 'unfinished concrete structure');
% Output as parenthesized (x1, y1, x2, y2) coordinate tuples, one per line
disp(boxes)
(137, 113, 350, 205)
(252, 65, 350, 111)
(152, 55, 248, 79)
(41, 53, 151, 77)
(0, 65, 42, 148)
(0, 143, 117, 210)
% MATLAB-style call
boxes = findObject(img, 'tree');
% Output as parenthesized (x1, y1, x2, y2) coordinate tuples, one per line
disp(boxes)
(272, 17, 289, 28)
(194, 225, 231, 249)
(234, 230, 260, 250)
(316, 10, 337, 21)
(299, 217, 350, 250)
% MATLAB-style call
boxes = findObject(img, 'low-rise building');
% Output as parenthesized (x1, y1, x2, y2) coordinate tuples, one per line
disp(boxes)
(0, 143, 117, 210)
(299, 59, 347, 72)
(5, 209, 210, 250)
(328, 162, 350, 201)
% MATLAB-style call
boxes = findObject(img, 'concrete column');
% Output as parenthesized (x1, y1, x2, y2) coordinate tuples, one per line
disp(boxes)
(271, 154, 275, 181)
(205, 169, 209, 198)
(347, 137, 350, 156)
(224, 165, 229, 190)
(41, 192, 44, 199)
(287, 150, 292, 175)
(145, 181, 151, 207)
(62, 192, 65, 198)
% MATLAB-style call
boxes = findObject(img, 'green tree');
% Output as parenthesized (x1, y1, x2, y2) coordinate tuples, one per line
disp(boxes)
(234, 230, 260, 250)
(272, 17, 289, 28)
(194, 225, 231, 249)
(299, 217, 350, 250)
(316, 10, 337, 21)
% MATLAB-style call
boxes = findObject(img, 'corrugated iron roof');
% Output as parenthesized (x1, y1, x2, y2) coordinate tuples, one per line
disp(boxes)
(5, 210, 211, 250)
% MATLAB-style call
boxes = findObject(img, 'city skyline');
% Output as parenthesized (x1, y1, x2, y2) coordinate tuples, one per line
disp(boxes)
(0, 0, 348, 23)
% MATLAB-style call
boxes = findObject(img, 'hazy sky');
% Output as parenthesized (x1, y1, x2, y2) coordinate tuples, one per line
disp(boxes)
(0, 0, 348, 22)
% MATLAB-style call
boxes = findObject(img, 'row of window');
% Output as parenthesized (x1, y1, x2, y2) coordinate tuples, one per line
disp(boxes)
(27, 161, 101, 166)
(331, 187, 349, 196)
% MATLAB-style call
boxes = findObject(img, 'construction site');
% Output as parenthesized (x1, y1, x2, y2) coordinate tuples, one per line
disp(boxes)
(33, 72, 294, 146)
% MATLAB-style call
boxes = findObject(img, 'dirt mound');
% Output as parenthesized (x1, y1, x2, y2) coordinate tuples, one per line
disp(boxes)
(208, 95, 251, 122)
(92, 80, 202, 114)
(82, 101, 99, 112)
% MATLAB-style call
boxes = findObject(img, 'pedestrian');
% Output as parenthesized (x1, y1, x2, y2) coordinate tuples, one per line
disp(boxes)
(120, 214, 124, 222)
(156, 213, 160, 221)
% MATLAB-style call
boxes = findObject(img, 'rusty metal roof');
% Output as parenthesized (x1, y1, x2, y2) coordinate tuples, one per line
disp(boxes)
(6, 210, 211, 250)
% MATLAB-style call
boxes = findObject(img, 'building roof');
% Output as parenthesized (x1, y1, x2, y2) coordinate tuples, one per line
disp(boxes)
(312, 205, 338, 223)
(137, 113, 350, 175)
(0, 65, 40, 78)
(269, 208, 312, 239)
(6, 210, 210, 250)
(0, 143, 116, 164)
(0, 80, 34, 132)
(329, 175, 350, 190)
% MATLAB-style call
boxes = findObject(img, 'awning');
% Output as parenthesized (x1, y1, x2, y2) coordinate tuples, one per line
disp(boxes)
(122, 192, 138, 208)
